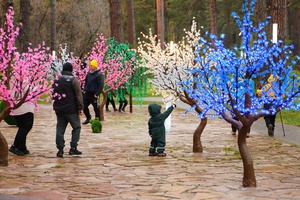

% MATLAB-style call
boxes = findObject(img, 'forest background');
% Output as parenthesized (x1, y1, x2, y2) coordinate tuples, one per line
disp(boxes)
(1, 0, 300, 66)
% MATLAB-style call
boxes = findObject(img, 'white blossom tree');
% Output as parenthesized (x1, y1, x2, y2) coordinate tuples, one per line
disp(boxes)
(137, 19, 208, 152)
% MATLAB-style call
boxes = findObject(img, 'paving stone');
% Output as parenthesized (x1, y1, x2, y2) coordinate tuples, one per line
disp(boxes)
(0, 104, 300, 199)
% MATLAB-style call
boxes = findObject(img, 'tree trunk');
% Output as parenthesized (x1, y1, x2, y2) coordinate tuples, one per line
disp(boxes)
(209, 0, 217, 48)
(255, 0, 268, 38)
(271, 0, 286, 41)
(179, 92, 207, 153)
(125, 0, 135, 113)
(0, 131, 8, 166)
(209, 0, 217, 35)
(19, 0, 30, 53)
(156, 0, 164, 49)
(0, 102, 11, 166)
(193, 117, 207, 153)
(224, 3, 231, 48)
(109, 0, 124, 42)
(50, 0, 57, 53)
(237, 125, 256, 187)
(291, 7, 300, 55)
(126, 0, 135, 45)
(99, 90, 108, 121)
(255, 0, 267, 24)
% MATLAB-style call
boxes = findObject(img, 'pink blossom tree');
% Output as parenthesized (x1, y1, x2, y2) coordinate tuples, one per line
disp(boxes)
(0, 7, 53, 166)
(84, 34, 135, 121)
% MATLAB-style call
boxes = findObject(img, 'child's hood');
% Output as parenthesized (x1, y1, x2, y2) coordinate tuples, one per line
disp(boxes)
(148, 104, 162, 116)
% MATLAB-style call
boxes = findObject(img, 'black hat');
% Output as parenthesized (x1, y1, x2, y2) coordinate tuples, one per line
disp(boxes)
(63, 62, 73, 72)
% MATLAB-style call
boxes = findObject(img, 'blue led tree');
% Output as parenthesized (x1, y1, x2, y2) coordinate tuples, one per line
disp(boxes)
(184, 0, 300, 187)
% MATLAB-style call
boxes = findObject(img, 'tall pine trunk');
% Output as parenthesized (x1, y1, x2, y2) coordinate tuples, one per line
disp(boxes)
(109, 0, 124, 42)
(209, 0, 217, 48)
(50, 0, 56, 53)
(19, 0, 30, 53)
(126, 0, 135, 113)
(271, 0, 286, 41)
(156, 0, 164, 49)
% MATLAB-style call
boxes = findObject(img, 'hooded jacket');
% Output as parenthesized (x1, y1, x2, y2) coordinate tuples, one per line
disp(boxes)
(84, 69, 104, 96)
(52, 71, 83, 114)
(148, 104, 174, 136)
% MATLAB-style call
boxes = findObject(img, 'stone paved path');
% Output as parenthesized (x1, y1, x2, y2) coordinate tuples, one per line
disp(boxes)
(0, 104, 300, 200)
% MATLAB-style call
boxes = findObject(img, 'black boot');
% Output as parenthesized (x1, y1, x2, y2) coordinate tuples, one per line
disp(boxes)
(20, 146, 30, 154)
(9, 145, 25, 156)
(69, 147, 82, 155)
(57, 150, 64, 157)
(82, 117, 91, 125)
(69, 142, 82, 155)
(268, 124, 274, 136)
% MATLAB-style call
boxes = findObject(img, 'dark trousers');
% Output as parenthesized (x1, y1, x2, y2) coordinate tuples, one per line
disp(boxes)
(55, 113, 81, 151)
(13, 112, 34, 149)
(149, 131, 166, 154)
(263, 103, 276, 129)
(106, 97, 116, 110)
(83, 92, 100, 119)
(119, 99, 128, 111)
(264, 115, 276, 129)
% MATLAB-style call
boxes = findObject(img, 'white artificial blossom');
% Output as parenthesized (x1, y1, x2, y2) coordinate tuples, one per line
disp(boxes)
(137, 18, 203, 104)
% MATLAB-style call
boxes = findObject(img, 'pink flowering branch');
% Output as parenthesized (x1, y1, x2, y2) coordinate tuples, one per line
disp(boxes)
(0, 7, 52, 118)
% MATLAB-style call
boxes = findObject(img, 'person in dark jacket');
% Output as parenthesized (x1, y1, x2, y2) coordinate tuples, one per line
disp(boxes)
(148, 103, 176, 157)
(82, 59, 104, 124)
(52, 62, 84, 157)
(257, 74, 279, 136)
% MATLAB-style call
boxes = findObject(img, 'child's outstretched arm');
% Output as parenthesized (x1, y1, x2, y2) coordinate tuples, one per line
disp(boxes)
(158, 104, 176, 121)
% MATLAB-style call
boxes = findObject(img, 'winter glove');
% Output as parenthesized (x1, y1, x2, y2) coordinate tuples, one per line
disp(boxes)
(172, 104, 177, 108)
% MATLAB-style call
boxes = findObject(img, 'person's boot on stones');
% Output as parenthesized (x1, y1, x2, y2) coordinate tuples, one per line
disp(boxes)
(20, 146, 30, 155)
(69, 142, 82, 155)
(157, 152, 167, 157)
(57, 149, 64, 157)
(9, 145, 25, 156)
(82, 117, 91, 125)
(268, 124, 274, 136)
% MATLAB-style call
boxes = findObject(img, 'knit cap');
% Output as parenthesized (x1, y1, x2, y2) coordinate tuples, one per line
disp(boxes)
(62, 62, 73, 72)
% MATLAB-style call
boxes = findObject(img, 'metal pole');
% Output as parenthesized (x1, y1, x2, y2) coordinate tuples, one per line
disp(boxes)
(279, 110, 286, 137)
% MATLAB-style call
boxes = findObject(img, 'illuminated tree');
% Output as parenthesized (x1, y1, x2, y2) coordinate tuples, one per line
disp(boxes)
(85, 35, 135, 121)
(51, 37, 147, 121)
(137, 19, 208, 153)
(106, 38, 148, 111)
(0, 8, 52, 166)
(184, 0, 300, 187)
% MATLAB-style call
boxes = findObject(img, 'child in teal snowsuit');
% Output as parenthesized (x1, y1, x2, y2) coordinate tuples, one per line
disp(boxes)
(148, 103, 176, 157)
